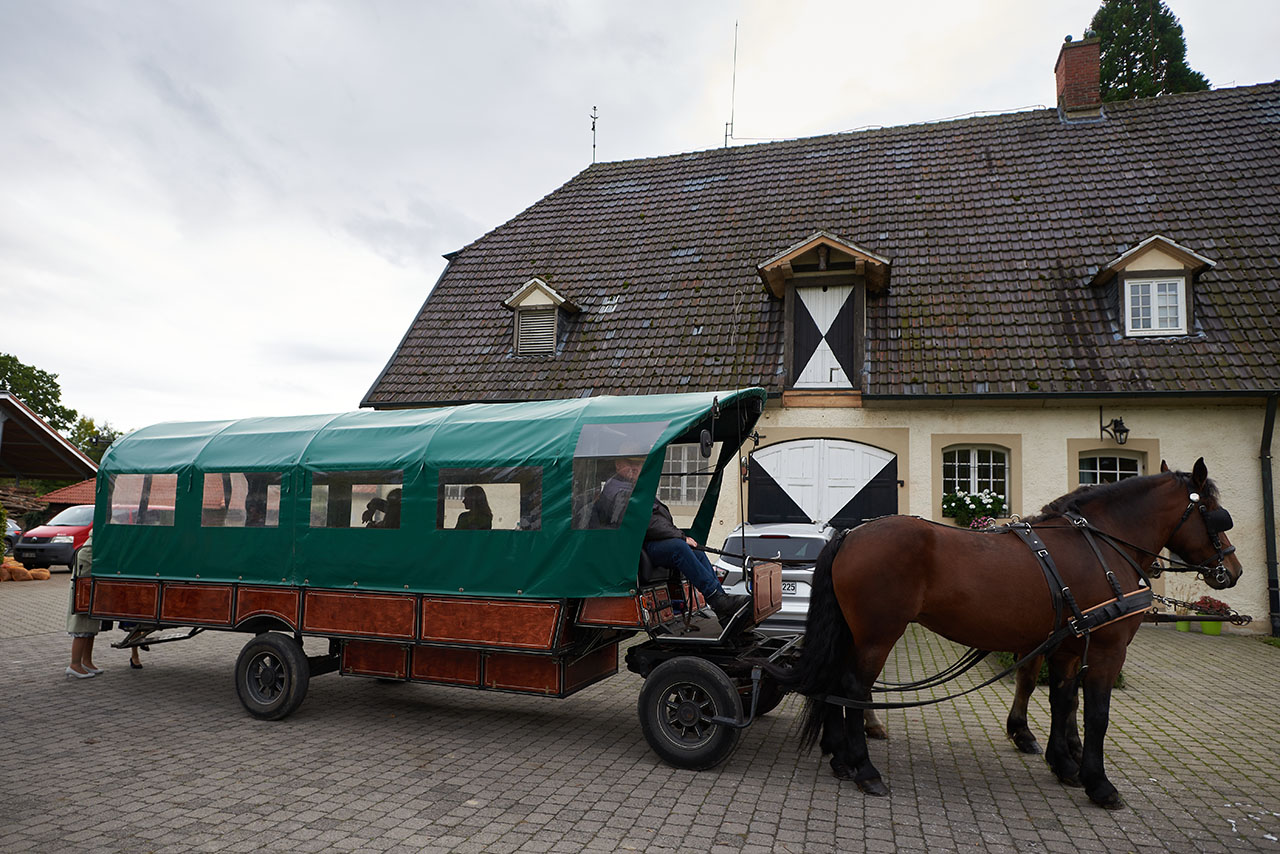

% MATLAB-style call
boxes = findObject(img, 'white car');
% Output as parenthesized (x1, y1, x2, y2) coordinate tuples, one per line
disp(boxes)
(713, 522, 836, 634)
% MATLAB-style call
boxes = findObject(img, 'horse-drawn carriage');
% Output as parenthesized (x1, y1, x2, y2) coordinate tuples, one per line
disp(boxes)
(76, 385, 1247, 807)
(74, 388, 792, 769)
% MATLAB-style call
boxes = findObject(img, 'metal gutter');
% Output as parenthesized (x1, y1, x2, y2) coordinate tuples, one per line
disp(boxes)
(1261, 394, 1278, 637)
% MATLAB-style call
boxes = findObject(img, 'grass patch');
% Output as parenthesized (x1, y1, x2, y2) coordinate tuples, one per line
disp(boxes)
(1261, 636, 1280, 650)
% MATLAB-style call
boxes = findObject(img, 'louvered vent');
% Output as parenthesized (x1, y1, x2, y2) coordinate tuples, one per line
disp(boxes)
(516, 308, 557, 355)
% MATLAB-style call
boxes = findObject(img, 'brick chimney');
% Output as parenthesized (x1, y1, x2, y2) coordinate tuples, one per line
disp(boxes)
(1054, 36, 1102, 119)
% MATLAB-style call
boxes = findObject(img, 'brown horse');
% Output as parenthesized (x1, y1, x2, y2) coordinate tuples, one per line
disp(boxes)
(780, 459, 1242, 809)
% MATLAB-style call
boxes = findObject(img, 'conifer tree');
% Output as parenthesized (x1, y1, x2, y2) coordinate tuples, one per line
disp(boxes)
(1090, 0, 1209, 101)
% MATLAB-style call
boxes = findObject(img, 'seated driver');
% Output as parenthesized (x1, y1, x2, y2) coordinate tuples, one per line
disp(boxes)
(592, 456, 750, 626)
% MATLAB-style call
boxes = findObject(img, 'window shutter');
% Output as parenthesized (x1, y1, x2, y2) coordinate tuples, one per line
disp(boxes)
(516, 308, 557, 355)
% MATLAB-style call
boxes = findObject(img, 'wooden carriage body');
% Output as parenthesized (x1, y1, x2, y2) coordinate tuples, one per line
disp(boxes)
(75, 389, 781, 701)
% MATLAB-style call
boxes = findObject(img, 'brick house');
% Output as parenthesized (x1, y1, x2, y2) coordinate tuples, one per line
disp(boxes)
(364, 40, 1280, 633)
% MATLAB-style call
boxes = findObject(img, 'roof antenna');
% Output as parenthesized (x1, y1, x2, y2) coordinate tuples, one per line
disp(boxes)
(590, 105, 599, 164)
(724, 21, 738, 147)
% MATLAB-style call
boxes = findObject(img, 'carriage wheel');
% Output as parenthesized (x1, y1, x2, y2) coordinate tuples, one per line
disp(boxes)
(235, 633, 310, 720)
(638, 657, 742, 770)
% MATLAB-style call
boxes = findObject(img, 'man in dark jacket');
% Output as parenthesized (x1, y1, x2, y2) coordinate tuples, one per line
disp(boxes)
(592, 457, 750, 625)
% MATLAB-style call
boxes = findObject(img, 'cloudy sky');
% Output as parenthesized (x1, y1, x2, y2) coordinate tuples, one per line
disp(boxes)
(2, 0, 1276, 433)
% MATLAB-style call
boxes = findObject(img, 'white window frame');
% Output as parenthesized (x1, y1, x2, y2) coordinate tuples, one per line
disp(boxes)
(658, 444, 711, 506)
(1124, 276, 1187, 336)
(941, 446, 1008, 497)
(1078, 452, 1143, 485)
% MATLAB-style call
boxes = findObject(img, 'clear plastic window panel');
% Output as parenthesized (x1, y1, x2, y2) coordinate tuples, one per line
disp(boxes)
(658, 444, 712, 505)
(310, 470, 403, 529)
(437, 467, 542, 531)
(1078, 456, 1141, 485)
(107, 473, 178, 526)
(202, 472, 282, 527)
(571, 421, 669, 530)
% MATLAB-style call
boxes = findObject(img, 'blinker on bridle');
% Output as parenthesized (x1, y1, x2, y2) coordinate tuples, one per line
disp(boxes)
(1169, 490, 1236, 586)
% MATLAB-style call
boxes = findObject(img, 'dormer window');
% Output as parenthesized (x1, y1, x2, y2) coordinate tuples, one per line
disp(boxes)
(1091, 235, 1214, 339)
(502, 278, 580, 357)
(757, 231, 891, 396)
(1124, 277, 1187, 336)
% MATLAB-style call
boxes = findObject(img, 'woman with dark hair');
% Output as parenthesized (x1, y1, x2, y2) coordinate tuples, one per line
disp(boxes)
(456, 486, 493, 530)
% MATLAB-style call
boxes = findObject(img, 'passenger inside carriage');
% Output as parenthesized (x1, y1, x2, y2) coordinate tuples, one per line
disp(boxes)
(592, 457, 750, 626)
(455, 486, 492, 530)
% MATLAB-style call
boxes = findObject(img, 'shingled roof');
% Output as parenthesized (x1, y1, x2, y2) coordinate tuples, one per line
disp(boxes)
(364, 81, 1280, 407)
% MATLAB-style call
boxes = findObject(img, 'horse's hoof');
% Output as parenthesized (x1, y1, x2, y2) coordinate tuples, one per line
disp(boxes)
(1089, 786, 1125, 810)
(865, 723, 888, 741)
(1011, 732, 1042, 755)
(830, 761, 855, 780)
(857, 777, 889, 796)
(1057, 773, 1082, 788)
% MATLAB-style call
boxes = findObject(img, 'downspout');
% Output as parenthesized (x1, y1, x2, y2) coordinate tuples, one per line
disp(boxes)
(1262, 394, 1279, 637)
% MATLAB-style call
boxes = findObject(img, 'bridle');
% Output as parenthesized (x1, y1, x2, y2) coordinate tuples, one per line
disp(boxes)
(1164, 490, 1236, 587)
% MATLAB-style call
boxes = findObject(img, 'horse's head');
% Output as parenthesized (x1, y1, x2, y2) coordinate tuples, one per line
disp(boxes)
(1163, 458, 1243, 590)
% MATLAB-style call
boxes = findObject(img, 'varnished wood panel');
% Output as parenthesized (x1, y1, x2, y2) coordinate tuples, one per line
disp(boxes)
(303, 590, 415, 639)
(577, 596, 642, 628)
(160, 583, 234, 625)
(410, 646, 482, 686)
(421, 598, 562, 649)
(563, 644, 618, 694)
(752, 561, 783, 623)
(235, 586, 300, 630)
(92, 579, 159, 621)
(484, 652, 560, 694)
(342, 640, 408, 678)
(74, 577, 92, 612)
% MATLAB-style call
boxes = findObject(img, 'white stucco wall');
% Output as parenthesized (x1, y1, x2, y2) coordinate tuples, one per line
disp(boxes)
(696, 399, 1275, 634)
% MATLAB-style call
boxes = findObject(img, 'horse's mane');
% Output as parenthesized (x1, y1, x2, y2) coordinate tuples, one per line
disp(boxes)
(1021, 469, 1215, 524)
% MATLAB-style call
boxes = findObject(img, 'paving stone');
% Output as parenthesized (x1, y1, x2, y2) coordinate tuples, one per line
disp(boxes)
(2, 578, 1278, 852)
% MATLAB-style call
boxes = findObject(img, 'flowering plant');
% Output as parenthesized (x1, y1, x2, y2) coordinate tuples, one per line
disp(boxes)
(941, 490, 1007, 527)
(969, 516, 996, 530)
(1191, 595, 1230, 617)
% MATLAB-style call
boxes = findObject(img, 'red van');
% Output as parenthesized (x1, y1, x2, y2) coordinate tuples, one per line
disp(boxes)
(14, 505, 95, 570)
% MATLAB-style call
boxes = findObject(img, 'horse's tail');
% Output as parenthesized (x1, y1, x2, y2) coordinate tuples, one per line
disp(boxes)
(757, 528, 855, 751)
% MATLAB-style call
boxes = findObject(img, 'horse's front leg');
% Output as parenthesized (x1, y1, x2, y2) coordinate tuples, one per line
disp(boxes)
(1044, 654, 1082, 787)
(1080, 661, 1125, 809)
(1006, 653, 1043, 754)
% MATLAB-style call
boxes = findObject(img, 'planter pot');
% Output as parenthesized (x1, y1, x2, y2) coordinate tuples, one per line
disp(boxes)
(1175, 620, 1191, 632)
(1201, 620, 1223, 636)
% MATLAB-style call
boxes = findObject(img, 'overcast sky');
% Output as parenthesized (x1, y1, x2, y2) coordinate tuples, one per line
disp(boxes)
(2, 0, 1276, 434)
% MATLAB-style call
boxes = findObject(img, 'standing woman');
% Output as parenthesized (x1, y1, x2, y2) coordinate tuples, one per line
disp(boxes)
(66, 532, 103, 678)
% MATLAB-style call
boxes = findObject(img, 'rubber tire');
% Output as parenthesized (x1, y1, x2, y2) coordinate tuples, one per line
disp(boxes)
(235, 633, 310, 720)
(741, 674, 787, 717)
(638, 657, 742, 770)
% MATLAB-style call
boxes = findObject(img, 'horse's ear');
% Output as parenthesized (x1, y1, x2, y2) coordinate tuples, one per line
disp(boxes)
(1160, 460, 1170, 473)
(1192, 457, 1208, 488)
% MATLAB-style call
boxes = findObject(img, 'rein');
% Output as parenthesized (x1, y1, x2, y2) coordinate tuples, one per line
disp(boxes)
(821, 495, 1221, 711)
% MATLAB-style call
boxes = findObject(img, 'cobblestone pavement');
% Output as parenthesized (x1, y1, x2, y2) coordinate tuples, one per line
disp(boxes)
(2, 576, 1277, 853)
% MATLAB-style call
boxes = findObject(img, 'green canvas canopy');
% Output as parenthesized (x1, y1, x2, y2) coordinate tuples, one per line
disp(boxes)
(92, 388, 766, 598)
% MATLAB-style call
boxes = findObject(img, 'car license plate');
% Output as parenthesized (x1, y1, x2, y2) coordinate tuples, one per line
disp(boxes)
(781, 581, 797, 595)
(17, 550, 36, 560)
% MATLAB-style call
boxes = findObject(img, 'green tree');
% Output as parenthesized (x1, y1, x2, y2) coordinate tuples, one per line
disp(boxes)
(1090, 0, 1209, 101)
(0, 353, 77, 431)
(67, 416, 124, 465)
